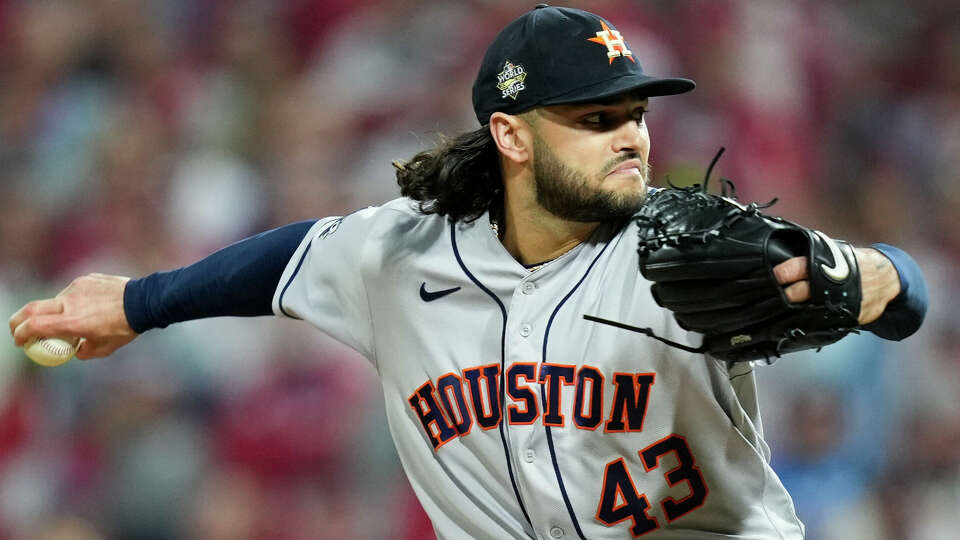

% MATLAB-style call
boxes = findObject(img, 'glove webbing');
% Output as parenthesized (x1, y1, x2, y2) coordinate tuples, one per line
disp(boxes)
(636, 147, 778, 255)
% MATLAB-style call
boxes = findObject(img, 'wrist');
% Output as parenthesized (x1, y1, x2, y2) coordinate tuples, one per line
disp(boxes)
(855, 247, 902, 325)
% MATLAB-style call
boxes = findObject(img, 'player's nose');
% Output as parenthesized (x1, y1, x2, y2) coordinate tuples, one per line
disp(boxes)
(610, 119, 650, 156)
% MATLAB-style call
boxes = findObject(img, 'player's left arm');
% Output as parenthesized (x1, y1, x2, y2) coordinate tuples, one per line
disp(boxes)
(775, 243, 928, 340)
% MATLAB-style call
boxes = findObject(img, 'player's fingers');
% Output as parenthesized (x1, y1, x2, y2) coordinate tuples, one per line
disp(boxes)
(76, 339, 100, 360)
(12, 313, 85, 347)
(76, 343, 115, 360)
(76, 338, 116, 360)
(8, 299, 64, 339)
(783, 280, 811, 303)
(773, 256, 808, 285)
(75, 334, 135, 360)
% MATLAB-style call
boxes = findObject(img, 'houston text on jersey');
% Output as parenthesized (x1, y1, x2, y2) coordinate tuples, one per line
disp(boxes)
(407, 362, 656, 450)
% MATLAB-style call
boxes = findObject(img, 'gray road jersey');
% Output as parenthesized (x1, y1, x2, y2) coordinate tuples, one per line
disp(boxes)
(273, 197, 804, 540)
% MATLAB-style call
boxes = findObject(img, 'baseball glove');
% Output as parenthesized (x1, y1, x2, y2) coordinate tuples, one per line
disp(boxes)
(610, 148, 861, 362)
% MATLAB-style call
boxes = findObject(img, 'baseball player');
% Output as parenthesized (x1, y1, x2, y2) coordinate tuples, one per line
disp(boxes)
(10, 5, 927, 539)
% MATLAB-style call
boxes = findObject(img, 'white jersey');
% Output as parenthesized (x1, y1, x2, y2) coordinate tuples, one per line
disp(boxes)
(273, 197, 805, 540)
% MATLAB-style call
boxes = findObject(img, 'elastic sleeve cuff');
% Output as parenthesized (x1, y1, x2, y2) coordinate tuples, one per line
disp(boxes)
(123, 275, 160, 334)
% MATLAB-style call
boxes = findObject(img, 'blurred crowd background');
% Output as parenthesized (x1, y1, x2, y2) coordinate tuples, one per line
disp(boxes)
(0, 0, 957, 539)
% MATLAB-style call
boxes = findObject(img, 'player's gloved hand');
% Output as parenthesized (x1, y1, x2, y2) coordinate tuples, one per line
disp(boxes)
(9, 273, 138, 359)
(633, 149, 863, 362)
(772, 249, 903, 326)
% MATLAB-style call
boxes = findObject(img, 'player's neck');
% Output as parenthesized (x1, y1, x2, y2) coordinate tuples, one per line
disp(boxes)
(497, 198, 599, 266)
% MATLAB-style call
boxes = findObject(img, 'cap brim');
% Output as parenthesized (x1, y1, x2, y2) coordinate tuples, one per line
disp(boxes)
(540, 73, 695, 106)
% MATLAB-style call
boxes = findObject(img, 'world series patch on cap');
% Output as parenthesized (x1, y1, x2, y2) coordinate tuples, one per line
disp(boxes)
(472, 4, 695, 125)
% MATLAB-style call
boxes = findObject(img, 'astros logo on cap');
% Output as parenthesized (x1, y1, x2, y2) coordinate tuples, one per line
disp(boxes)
(587, 21, 635, 64)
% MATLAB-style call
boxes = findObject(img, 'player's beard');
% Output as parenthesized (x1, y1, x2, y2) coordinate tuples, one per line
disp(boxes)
(532, 135, 650, 223)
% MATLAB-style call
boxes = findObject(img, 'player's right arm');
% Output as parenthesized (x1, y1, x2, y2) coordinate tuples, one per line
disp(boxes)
(9, 220, 317, 359)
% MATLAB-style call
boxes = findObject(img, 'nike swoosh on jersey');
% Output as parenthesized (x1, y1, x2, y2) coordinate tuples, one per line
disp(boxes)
(420, 283, 462, 302)
(814, 230, 850, 282)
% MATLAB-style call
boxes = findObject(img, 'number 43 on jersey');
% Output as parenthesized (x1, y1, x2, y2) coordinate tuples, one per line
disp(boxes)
(596, 434, 708, 536)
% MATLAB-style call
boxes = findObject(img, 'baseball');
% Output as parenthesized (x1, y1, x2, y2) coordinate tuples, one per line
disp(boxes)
(23, 337, 80, 367)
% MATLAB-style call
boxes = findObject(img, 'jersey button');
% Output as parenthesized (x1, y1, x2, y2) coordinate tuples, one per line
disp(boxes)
(524, 449, 535, 462)
(519, 323, 532, 337)
(549, 526, 564, 538)
(521, 282, 536, 295)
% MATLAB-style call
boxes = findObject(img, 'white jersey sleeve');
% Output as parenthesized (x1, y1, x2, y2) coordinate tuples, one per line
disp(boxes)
(271, 207, 383, 359)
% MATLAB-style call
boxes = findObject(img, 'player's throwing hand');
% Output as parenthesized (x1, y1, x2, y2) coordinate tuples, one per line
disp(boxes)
(9, 273, 137, 360)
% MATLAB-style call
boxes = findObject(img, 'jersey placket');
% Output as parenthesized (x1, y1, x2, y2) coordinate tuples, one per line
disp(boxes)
(504, 271, 579, 540)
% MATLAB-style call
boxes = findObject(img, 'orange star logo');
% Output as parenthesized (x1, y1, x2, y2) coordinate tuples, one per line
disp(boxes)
(587, 21, 635, 64)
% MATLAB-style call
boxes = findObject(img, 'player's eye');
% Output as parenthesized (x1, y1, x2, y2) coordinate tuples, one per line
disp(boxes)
(580, 108, 647, 129)
(632, 108, 648, 125)
(581, 112, 607, 126)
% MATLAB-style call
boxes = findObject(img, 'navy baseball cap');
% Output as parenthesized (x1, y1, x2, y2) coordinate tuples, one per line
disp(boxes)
(472, 4, 695, 125)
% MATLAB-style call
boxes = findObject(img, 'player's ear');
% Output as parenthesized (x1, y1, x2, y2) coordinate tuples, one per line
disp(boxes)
(489, 112, 533, 165)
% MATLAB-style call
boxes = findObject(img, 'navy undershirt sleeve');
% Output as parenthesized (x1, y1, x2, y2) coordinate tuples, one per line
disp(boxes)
(862, 243, 929, 341)
(123, 220, 317, 333)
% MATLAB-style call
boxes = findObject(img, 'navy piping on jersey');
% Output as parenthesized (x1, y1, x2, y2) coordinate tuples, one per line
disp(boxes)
(277, 242, 311, 319)
(278, 216, 355, 319)
(450, 222, 534, 530)
(541, 233, 615, 540)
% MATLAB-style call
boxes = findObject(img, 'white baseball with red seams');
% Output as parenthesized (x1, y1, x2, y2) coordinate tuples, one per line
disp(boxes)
(273, 197, 805, 539)
(23, 336, 79, 367)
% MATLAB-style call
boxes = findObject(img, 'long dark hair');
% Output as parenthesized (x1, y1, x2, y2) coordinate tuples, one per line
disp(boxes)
(394, 126, 503, 223)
